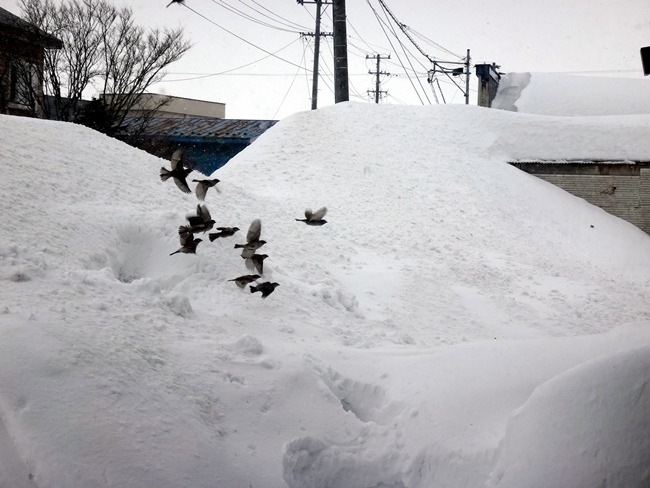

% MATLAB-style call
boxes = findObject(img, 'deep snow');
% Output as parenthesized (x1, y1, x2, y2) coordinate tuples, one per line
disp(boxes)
(0, 102, 649, 488)
(492, 72, 650, 117)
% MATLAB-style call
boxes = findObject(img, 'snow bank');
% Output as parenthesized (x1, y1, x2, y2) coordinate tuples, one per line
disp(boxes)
(492, 72, 650, 116)
(1, 102, 650, 488)
(489, 346, 650, 488)
(280, 324, 650, 488)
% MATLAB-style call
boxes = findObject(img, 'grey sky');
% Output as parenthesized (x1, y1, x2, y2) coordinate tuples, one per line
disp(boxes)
(1, 0, 648, 119)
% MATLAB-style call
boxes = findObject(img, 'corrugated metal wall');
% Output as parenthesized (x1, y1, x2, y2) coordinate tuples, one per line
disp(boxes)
(640, 168, 650, 234)
(510, 162, 650, 235)
(535, 174, 648, 233)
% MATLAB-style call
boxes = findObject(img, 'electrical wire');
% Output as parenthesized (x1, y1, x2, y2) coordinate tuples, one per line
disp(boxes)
(182, 4, 310, 73)
(406, 26, 462, 59)
(345, 15, 377, 55)
(302, 38, 313, 99)
(377, 0, 431, 103)
(239, 0, 311, 31)
(160, 38, 302, 82)
(208, 0, 302, 33)
(305, 36, 335, 97)
(273, 36, 308, 119)
(365, 0, 424, 104)
(386, 92, 408, 105)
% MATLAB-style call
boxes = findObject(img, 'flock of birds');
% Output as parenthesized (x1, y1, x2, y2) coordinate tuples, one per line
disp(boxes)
(160, 149, 327, 299)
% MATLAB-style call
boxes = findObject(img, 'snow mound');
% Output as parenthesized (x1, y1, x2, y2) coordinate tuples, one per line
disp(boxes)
(489, 346, 650, 488)
(492, 72, 650, 116)
(2, 103, 650, 488)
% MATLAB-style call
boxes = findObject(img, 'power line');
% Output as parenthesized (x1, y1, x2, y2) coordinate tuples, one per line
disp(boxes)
(161, 38, 302, 82)
(377, 0, 431, 103)
(182, 4, 310, 73)
(344, 14, 376, 55)
(305, 35, 335, 96)
(273, 37, 308, 118)
(365, 0, 424, 104)
(376, 0, 435, 64)
(208, 0, 303, 33)
(239, 0, 311, 31)
(406, 26, 462, 60)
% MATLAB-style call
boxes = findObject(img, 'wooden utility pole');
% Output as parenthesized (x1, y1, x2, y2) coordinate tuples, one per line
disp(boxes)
(298, 0, 332, 109)
(366, 54, 390, 103)
(465, 49, 471, 105)
(332, 0, 349, 103)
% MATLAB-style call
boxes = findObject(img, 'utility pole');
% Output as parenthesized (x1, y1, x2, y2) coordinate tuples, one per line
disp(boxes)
(298, 0, 332, 109)
(332, 0, 349, 103)
(366, 54, 390, 103)
(465, 49, 470, 105)
(426, 48, 472, 105)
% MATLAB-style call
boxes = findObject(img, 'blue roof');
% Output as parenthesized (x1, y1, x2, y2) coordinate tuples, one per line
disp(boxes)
(127, 117, 278, 140)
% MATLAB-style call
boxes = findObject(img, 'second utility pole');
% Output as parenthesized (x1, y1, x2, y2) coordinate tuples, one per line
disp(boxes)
(298, 0, 332, 109)
(366, 54, 390, 103)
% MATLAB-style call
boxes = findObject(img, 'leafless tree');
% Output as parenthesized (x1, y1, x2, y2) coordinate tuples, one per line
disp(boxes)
(19, 0, 191, 132)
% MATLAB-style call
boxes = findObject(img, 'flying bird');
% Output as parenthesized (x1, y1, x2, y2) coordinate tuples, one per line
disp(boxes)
(228, 274, 260, 288)
(209, 226, 240, 241)
(250, 281, 280, 299)
(170, 232, 202, 256)
(296, 207, 327, 226)
(179, 204, 215, 235)
(244, 253, 268, 275)
(160, 149, 192, 194)
(193, 178, 220, 201)
(166, 0, 184, 7)
(234, 218, 266, 258)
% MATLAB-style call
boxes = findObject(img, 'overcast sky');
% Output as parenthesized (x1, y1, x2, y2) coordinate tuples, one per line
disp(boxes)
(2, 0, 649, 119)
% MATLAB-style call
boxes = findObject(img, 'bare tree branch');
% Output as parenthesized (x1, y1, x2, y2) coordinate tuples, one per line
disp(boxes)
(18, 0, 191, 130)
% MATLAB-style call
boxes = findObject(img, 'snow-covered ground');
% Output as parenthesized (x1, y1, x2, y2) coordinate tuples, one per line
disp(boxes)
(0, 102, 649, 488)
(492, 72, 650, 117)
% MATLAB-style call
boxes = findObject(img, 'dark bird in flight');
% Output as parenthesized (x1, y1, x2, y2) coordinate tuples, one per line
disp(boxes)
(170, 232, 202, 256)
(160, 149, 192, 194)
(250, 281, 280, 299)
(228, 274, 260, 288)
(244, 253, 268, 275)
(234, 218, 266, 258)
(166, 0, 184, 7)
(179, 204, 215, 235)
(296, 207, 327, 226)
(209, 226, 240, 241)
(193, 178, 220, 201)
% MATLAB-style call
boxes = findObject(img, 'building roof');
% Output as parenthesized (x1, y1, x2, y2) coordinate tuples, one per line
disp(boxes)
(511, 160, 645, 165)
(128, 117, 278, 140)
(0, 7, 63, 49)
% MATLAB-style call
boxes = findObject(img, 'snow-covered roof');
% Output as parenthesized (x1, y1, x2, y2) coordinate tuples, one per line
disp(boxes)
(511, 159, 646, 164)
(492, 72, 650, 116)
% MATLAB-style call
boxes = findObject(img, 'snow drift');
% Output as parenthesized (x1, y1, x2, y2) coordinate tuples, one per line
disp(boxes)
(489, 346, 650, 488)
(492, 72, 650, 116)
(1, 102, 649, 488)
